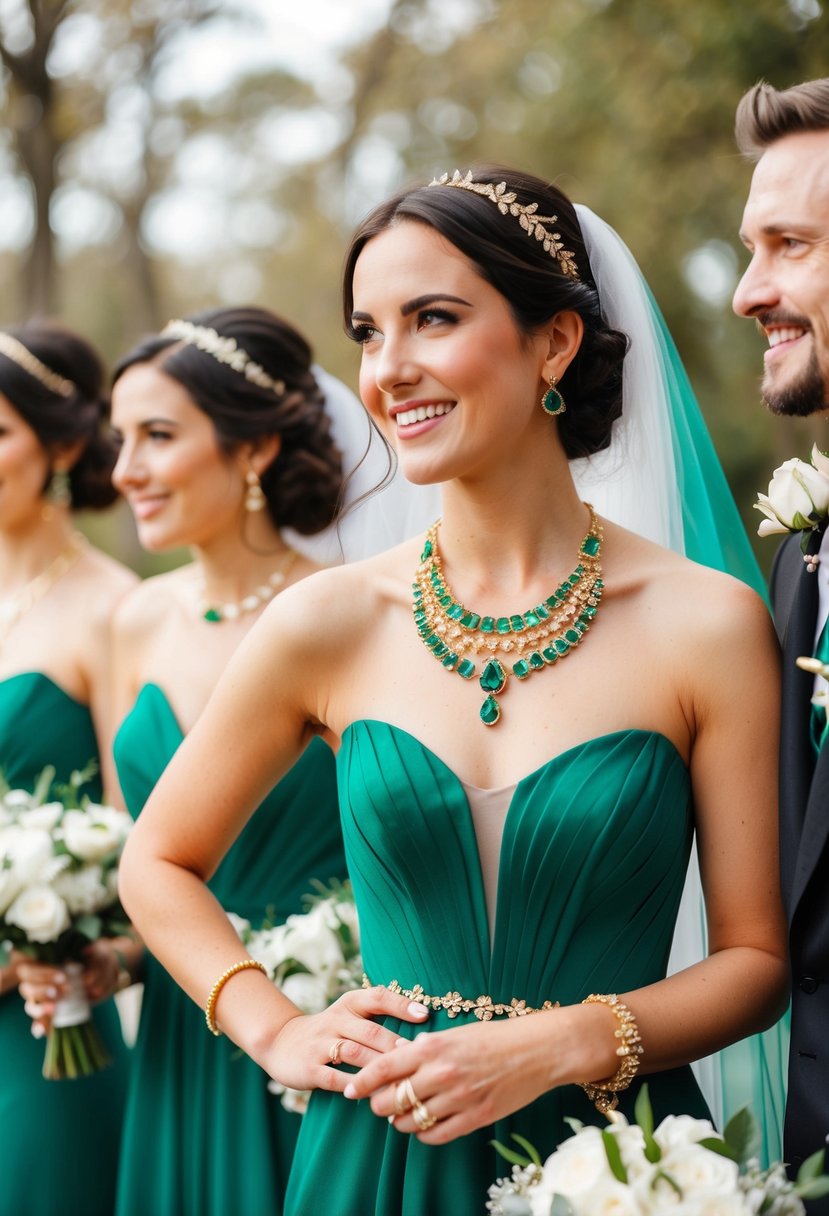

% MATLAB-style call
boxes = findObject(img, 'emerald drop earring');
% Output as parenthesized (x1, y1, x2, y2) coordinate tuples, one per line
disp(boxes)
(541, 375, 566, 417)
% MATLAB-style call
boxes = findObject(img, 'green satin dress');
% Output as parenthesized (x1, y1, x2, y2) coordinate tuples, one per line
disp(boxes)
(286, 720, 709, 1216)
(113, 683, 345, 1216)
(0, 672, 130, 1216)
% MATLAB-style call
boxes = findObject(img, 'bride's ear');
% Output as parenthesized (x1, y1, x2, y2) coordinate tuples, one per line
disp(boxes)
(541, 310, 583, 382)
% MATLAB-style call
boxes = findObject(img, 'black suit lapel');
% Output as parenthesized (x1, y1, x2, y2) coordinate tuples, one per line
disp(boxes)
(776, 530, 824, 916)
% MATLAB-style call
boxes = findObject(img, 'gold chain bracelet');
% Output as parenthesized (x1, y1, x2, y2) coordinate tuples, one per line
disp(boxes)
(578, 993, 643, 1114)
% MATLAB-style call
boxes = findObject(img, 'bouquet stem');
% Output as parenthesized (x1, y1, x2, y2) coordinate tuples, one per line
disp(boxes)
(41, 961, 111, 1080)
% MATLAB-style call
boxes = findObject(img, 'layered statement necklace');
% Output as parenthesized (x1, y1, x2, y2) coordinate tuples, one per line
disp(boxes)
(412, 505, 604, 726)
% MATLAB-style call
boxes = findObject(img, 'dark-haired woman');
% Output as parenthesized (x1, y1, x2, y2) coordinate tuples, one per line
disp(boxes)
(118, 173, 789, 1216)
(0, 321, 137, 1216)
(109, 307, 356, 1216)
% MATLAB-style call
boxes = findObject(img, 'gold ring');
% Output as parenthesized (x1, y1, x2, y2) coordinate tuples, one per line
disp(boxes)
(328, 1039, 346, 1065)
(393, 1080, 412, 1116)
(412, 1100, 437, 1131)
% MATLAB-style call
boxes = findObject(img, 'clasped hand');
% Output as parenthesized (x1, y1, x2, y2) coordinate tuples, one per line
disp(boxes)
(270, 990, 560, 1145)
(18, 940, 130, 1036)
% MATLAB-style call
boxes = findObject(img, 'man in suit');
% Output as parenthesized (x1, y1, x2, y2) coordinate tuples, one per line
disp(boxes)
(733, 77, 829, 1194)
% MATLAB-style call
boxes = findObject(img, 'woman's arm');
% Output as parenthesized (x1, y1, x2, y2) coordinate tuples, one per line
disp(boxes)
(119, 569, 431, 1090)
(344, 575, 789, 1142)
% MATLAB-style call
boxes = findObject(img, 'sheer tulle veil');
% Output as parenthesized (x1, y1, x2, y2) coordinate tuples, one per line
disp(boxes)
(291, 209, 786, 1157)
(575, 204, 785, 1159)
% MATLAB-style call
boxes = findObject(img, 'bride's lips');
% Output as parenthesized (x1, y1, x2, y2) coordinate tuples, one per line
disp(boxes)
(389, 400, 456, 438)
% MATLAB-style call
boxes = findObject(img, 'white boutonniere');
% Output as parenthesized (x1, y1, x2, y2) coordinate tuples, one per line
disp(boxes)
(755, 445, 829, 571)
(796, 656, 829, 711)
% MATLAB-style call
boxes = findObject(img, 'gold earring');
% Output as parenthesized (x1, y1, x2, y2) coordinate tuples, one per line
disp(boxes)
(47, 467, 72, 507)
(244, 469, 266, 513)
(540, 375, 566, 417)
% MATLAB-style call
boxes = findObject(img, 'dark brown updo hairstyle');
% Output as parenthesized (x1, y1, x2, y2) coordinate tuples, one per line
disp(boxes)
(0, 320, 118, 508)
(342, 165, 628, 459)
(112, 306, 344, 535)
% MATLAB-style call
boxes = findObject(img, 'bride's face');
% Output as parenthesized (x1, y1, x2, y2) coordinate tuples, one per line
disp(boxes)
(111, 363, 245, 552)
(349, 220, 552, 486)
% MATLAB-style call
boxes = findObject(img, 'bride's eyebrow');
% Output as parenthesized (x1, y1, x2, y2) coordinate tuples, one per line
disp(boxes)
(400, 294, 473, 316)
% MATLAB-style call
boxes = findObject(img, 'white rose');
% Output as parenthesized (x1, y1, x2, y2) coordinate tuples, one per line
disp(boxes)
(755, 457, 829, 536)
(280, 971, 331, 1014)
(549, 1179, 640, 1216)
(654, 1142, 740, 1199)
(60, 806, 131, 862)
(653, 1114, 718, 1151)
(247, 923, 293, 977)
(281, 904, 346, 975)
(0, 827, 54, 914)
(2, 789, 37, 814)
(17, 802, 63, 832)
(52, 864, 110, 915)
(534, 1127, 616, 1201)
(671, 1197, 754, 1216)
(5, 884, 71, 943)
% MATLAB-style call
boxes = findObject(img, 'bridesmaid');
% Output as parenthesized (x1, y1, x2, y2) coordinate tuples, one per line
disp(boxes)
(109, 306, 348, 1216)
(0, 320, 137, 1216)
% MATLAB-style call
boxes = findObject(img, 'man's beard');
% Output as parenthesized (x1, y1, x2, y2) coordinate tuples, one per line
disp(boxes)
(763, 344, 829, 417)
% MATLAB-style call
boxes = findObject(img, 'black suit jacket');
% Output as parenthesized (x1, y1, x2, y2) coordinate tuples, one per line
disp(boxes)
(771, 531, 829, 1190)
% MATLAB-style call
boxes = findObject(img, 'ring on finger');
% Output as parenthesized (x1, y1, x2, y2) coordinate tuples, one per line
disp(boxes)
(328, 1038, 347, 1066)
(394, 1079, 413, 1116)
(412, 1100, 437, 1131)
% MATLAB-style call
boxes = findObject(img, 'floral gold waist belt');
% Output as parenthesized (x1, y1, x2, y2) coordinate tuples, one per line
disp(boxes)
(362, 975, 559, 1021)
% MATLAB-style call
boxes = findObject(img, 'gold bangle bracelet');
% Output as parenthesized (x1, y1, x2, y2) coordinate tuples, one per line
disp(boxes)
(204, 959, 267, 1037)
(578, 992, 643, 1114)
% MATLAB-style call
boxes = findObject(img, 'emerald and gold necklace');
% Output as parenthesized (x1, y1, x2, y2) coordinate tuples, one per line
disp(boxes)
(412, 505, 604, 726)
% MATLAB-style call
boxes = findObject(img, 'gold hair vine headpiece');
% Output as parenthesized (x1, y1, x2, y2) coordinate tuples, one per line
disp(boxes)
(161, 320, 286, 395)
(0, 333, 74, 398)
(428, 171, 579, 280)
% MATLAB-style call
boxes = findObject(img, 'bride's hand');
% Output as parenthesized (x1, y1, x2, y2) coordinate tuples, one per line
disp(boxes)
(265, 984, 430, 1096)
(342, 1010, 572, 1143)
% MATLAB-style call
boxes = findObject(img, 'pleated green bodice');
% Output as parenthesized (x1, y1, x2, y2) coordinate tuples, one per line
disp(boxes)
(113, 683, 345, 1216)
(0, 673, 130, 1216)
(286, 720, 708, 1216)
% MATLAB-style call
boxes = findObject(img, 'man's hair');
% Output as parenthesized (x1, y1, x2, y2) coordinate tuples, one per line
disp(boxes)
(736, 78, 829, 160)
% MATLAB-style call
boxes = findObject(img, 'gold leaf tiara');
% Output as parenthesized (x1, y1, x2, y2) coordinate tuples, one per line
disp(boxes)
(0, 333, 75, 398)
(428, 170, 579, 280)
(161, 320, 286, 395)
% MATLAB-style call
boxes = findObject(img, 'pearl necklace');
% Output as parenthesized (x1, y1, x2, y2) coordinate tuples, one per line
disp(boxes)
(0, 534, 86, 650)
(412, 505, 604, 726)
(197, 548, 298, 623)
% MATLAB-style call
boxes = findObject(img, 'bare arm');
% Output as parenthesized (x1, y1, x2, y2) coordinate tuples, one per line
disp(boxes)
(118, 568, 430, 1088)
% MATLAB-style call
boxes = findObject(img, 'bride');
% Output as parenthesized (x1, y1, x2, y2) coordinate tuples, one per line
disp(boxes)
(119, 168, 788, 1216)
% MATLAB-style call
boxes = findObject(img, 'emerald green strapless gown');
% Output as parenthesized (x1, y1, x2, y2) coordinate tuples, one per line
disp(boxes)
(0, 672, 130, 1216)
(286, 720, 709, 1216)
(113, 684, 345, 1216)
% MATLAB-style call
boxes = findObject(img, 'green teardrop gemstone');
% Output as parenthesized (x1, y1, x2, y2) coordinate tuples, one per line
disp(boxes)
(480, 658, 507, 694)
(203, 608, 222, 623)
(480, 695, 501, 726)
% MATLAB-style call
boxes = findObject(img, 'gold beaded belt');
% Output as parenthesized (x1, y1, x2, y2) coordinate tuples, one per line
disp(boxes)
(362, 975, 559, 1021)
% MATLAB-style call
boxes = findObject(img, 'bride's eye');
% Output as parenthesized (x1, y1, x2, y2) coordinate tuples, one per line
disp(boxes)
(416, 308, 457, 330)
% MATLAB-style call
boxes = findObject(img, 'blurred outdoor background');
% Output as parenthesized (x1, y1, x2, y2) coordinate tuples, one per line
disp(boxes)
(1, 0, 828, 575)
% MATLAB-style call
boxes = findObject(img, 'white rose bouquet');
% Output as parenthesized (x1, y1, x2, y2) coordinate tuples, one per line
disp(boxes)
(754, 445, 829, 553)
(230, 878, 362, 1114)
(0, 762, 133, 1080)
(487, 1087, 829, 1215)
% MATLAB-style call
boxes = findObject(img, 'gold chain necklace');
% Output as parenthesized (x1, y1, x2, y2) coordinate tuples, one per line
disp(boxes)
(197, 548, 298, 623)
(412, 505, 604, 726)
(0, 534, 86, 650)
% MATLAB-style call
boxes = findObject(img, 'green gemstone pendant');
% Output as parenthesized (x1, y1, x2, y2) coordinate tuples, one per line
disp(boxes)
(480, 695, 501, 726)
(480, 658, 507, 694)
(203, 608, 223, 623)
